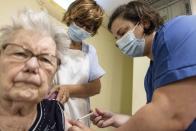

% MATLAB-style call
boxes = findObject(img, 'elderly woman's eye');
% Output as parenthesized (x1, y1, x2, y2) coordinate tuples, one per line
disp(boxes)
(39, 57, 52, 65)
(13, 52, 28, 58)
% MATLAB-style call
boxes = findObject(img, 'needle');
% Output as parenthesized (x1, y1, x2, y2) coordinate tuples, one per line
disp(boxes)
(77, 112, 93, 121)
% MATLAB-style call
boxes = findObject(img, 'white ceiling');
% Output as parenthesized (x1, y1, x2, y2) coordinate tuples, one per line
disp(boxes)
(38, 0, 166, 28)
(94, 0, 175, 28)
(95, 0, 168, 17)
(94, 0, 134, 28)
(42, 0, 133, 28)
(95, 0, 132, 17)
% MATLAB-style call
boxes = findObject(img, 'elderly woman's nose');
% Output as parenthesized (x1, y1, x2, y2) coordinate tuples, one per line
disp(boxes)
(24, 57, 39, 73)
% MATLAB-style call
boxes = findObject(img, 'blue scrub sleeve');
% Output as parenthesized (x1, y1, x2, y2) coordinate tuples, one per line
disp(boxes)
(153, 16, 196, 88)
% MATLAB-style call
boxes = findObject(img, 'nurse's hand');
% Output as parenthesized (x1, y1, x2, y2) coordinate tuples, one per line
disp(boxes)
(48, 85, 69, 104)
(68, 120, 93, 131)
(91, 108, 129, 128)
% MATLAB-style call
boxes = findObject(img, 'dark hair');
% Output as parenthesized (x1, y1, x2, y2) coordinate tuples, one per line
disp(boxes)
(108, 1, 164, 35)
(63, 0, 104, 35)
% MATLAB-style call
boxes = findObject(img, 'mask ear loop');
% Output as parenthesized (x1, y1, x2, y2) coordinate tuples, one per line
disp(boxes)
(138, 23, 146, 39)
(133, 22, 146, 39)
(131, 22, 139, 32)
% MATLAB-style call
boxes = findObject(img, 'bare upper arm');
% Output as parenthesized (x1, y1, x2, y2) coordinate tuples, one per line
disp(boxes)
(115, 77, 196, 131)
(152, 76, 196, 129)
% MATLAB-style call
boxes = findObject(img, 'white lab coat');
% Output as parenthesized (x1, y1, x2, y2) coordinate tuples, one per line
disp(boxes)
(54, 49, 91, 130)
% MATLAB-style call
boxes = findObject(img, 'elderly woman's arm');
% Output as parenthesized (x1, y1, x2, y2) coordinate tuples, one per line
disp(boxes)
(115, 77, 196, 131)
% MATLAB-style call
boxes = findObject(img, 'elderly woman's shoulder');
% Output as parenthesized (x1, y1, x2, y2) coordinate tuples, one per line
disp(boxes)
(29, 99, 65, 131)
(40, 99, 64, 112)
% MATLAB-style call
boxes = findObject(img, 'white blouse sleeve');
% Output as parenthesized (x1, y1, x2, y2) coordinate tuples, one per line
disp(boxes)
(87, 45, 105, 81)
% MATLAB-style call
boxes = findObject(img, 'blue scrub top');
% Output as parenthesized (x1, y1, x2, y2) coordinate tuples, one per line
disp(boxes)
(144, 15, 196, 130)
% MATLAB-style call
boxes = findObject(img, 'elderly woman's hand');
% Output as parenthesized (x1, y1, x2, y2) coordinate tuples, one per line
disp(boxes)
(68, 120, 93, 131)
(48, 85, 69, 104)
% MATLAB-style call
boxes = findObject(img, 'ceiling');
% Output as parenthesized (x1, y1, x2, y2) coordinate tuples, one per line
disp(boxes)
(37, 0, 170, 28)
(94, 0, 182, 27)
(95, 0, 134, 28)
(95, 0, 132, 17)
(95, 0, 165, 17)
(37, 0, 135, 28)
(95, 0, 163, 28)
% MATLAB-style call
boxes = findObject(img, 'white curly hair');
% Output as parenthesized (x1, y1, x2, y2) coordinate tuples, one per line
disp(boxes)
(0, 9, 70, 61)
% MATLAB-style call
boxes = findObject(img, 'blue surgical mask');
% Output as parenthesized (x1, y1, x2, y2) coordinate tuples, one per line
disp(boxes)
(116, 24, 145, 57)
(68, 23, 92, 42)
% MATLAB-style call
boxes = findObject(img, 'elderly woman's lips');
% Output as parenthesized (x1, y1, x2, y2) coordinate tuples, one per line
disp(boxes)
(14, 75, 41, 87)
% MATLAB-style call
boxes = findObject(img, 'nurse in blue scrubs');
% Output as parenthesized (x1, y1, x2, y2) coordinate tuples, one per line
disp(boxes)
(68, 1, 196, 131)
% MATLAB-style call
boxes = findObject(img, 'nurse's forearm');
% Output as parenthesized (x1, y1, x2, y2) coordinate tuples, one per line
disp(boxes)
(67, 78, 101, 98)
(113, 114, 130, 128)
(114, 103, 182, 131)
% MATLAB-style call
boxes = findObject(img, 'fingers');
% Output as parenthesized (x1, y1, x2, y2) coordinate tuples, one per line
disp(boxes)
(68, 121, 84, 131)
(56, 87, 69, 104)
(90, 108, 115, 128)
(47, 91, 58, 100)
(49, 85, 60, 94)
(56, 87, 64, 101)
(68, 126, 81, 131)
(47, 85, 60, 99)
(96, 119, 105, 128)
(68, 120, 90, 131)
(69, 120, 86, 128)
(96, 108, 114, 118)
(95, 118, 114, 128)
(94, 116, 102, 124)
(102, 118, 114, 128)
(95, 108, 104, 115)
(92, 116, 114, 128)
(90, 113, 98, 122)
(68, 120, 76, 126)
(60, 90, 69, 104)
(91, 108, 107, 121)
(90, 108, 101, 123)
(90, 108, 103, 118)
(48, 85, 69, 104)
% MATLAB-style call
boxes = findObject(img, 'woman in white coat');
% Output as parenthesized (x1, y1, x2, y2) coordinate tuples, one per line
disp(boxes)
(48, 0, 105, 129)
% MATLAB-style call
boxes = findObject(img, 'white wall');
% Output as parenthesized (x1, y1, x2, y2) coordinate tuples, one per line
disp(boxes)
(0, 0, 40, 26)
(132, 57, 149, 114)
(190, 0, 196, 14)
(158, 0, 191, 22)
(86, 27, 133, 131)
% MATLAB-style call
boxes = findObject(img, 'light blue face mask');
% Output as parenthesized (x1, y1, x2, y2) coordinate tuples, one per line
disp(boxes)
(116, 24, 145, 57)
(68, 23, 92, 42)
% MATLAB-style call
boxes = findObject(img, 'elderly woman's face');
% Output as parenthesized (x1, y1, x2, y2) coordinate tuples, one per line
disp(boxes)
(0, 29, 57, 102)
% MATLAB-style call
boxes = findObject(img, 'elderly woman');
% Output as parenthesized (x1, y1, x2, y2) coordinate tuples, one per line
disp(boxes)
(0, 9, 70, 131)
